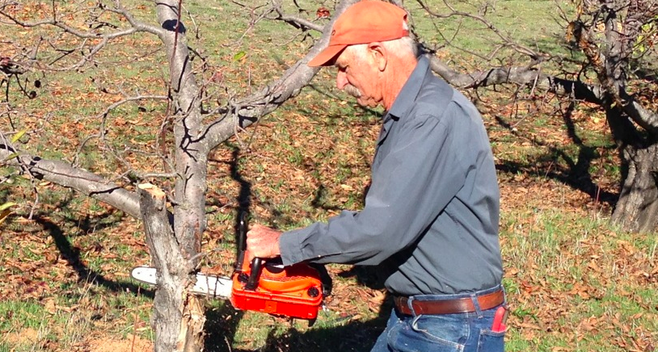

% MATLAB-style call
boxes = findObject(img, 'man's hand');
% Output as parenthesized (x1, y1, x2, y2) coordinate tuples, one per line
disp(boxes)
(246, 224, 282, 260)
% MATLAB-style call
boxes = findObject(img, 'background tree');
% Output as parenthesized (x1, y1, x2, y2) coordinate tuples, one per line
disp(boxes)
(1, 0, 657, 351)
(415, 0, 658, 232)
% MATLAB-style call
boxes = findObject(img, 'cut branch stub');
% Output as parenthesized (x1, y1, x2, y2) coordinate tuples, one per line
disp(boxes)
(138, 183, 203, 351)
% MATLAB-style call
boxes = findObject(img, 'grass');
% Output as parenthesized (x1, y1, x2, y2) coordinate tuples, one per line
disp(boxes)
(1, 292, 154, 351)
(406, 0, 577, 68)
(1, 0, 657, 351)
(500, 204, 657, 351)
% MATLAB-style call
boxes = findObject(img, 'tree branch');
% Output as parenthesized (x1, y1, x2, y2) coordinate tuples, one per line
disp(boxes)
(0, 144, 140, 218)
(0, 1, 162, 71)
(203, 0, 359, 150)
(270, 1, 324, 32)
(428, 55, 604, 102)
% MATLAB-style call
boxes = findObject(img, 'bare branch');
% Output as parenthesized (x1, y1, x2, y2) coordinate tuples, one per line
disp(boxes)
(621, 91, 658, 133)
(0, 143, 140, 218)
(73, 94, 169, 172)
(203, 0, 359, 150)
(0, 1, 160, 36)
(415, 0, 541, 60)
(270, 1, 325, 32)
(0, 1, 161, 71)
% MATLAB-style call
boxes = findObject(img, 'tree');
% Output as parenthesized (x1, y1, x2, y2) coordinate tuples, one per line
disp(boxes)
(1, 0, 657, 351)
(0, 0, 356, 350)
(415, 0, 658, 232)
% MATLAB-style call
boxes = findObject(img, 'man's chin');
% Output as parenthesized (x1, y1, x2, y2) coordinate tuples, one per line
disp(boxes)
(356, 97, 378, 108)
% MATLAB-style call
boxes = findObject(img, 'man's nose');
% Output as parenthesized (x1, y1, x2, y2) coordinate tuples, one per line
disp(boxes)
(336, 71, 348, 90)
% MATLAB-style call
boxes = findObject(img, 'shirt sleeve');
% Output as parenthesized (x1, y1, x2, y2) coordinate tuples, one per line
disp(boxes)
(279, 109, 469, 266)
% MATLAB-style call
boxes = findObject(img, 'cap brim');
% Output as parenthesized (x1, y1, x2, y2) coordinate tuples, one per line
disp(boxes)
(308, 44, 348, 67)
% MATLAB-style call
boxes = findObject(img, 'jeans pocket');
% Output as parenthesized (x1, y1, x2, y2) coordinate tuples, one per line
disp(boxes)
(477, 329, 505, 352)
(408, 315, 468, 351)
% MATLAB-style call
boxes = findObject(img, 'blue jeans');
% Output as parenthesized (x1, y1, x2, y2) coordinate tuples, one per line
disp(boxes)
(370, 287, 506, 352)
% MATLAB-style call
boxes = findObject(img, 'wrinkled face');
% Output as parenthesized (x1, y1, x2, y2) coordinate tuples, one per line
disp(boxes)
(334, 45, 382, 108)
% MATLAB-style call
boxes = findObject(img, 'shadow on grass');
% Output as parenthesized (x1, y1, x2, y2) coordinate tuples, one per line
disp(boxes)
(204, 310, 387, 352)
(33, 210, 154, 298)
(493, 101, 619, 207)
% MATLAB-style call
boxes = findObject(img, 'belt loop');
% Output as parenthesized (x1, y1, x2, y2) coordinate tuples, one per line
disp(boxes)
(407, 296, 417, 316)
(470, 293, 483, 318)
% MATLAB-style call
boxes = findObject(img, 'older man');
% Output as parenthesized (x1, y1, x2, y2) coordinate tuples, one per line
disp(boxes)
(246, 1, 506, 351)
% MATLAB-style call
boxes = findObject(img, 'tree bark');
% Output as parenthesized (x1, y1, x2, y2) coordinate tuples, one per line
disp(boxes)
(139, 183, 205, 352)
(612, 144, 658, 233)
(598, 2, 658, 232)
(150, 1, 210, 351)
(154, 0, 208, 262)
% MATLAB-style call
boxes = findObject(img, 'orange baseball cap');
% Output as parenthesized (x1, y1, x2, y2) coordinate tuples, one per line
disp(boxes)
(308, 1, 409, 67)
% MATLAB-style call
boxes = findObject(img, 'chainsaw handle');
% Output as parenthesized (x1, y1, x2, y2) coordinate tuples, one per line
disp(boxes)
(235, 212, 248, 273)
(245, 257, 264, 291)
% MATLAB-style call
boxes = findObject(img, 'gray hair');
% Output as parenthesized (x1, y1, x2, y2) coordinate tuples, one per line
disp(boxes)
(345, 36, 419, 60)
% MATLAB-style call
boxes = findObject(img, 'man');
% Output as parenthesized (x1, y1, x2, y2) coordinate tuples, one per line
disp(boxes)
(247, 1, 506, 351)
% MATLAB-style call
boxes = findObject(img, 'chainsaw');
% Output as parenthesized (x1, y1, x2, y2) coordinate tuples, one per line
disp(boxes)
(131, 214, 330, 321)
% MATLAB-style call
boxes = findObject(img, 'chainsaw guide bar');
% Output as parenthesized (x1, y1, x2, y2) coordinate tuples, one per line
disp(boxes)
(130, 266, 233, 299)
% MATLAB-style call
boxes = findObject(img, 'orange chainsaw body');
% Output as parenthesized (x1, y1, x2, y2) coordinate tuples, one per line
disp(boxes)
(230, 249, 324, 320)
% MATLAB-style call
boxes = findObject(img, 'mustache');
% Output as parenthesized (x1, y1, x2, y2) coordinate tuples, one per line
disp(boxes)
(343, 84, 361, 98)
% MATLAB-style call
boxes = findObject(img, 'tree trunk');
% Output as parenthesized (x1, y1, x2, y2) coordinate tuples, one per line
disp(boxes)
(611, 143, 658, 233)
(151, 0, 210, 350)
(139, 184, 206, 352)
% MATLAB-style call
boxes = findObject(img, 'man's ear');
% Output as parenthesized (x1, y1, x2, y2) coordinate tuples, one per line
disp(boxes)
(368, 42, 387, 72)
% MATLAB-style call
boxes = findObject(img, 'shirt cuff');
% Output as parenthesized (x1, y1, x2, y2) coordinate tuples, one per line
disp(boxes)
(278, 229, 306, 266)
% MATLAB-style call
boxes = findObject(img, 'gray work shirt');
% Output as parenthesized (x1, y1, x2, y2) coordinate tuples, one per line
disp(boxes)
(280, 56, 503, 296)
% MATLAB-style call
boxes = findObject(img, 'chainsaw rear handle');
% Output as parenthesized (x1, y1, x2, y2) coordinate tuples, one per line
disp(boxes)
(237, 212, 322, 293)
(245, 257, 264, 290)
(235, 212, 248, 273)
(236, 212, 266, 291)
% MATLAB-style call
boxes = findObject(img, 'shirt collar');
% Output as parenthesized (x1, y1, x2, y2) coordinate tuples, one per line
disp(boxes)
(386, 55, 430, 121)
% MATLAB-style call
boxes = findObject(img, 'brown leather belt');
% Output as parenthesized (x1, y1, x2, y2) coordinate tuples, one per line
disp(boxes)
(394, 289, 505, 316)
